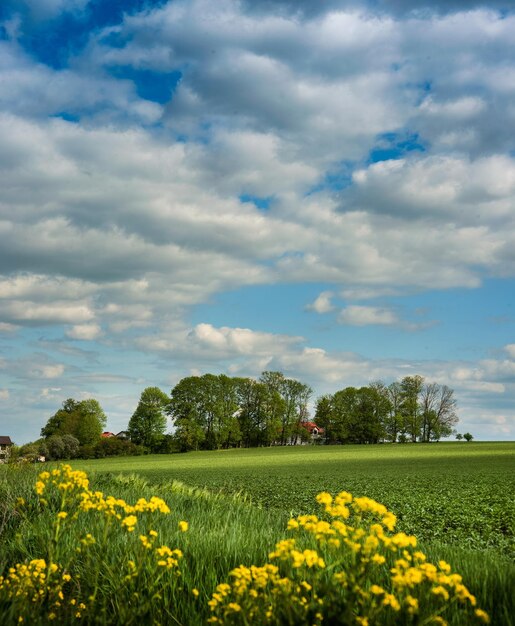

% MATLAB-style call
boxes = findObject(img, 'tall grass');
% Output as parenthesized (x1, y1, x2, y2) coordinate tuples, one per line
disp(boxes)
(1, 463, 512, 624)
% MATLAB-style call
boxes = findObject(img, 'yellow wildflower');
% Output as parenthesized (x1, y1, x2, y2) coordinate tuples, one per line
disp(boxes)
(474, 609, 490, 623)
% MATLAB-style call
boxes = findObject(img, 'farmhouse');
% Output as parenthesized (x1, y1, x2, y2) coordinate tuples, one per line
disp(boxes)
(286, 421, 325, 445)
(301, 421, 325, 442)
(0, 435, 13, 463)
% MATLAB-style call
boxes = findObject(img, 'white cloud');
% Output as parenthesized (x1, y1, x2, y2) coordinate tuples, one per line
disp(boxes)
(306, 291, 334, 314)
(31, 364, 65, 379)
(66, 324, 102, 340)
(338, 305, 399, 326)
(1, 0, 515, 444)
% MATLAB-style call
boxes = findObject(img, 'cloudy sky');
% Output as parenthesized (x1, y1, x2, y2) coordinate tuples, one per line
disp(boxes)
(1, 0, 514, 444)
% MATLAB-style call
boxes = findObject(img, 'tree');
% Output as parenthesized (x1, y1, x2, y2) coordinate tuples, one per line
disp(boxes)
(384, 382, 404, 442)
(455, 433, 463, 441)
(463, 432, 473, 442)
(128, 387, 169, 451)
(400, 375, 424, 442)
(41, 398, 107, 446)
(61, 434, 80, 458)
(259, 372, 312, 445)
(420, 383, 458, 442)
(314, 395, 334, 443)
(168, 376, 207, 451)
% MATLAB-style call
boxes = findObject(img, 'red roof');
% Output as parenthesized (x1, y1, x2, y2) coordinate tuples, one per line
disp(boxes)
(101, 432, 115, 438)
(301, 422, 324, 434)
(0, 436, 13, 445)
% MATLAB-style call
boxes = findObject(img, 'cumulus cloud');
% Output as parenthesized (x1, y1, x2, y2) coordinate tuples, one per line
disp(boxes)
(306, 291, 334, 314)
(338, 305, 399, 326)
(1, 0, 514, 443)
(31, 363, 65, 379)
(66, 324, 102, 340)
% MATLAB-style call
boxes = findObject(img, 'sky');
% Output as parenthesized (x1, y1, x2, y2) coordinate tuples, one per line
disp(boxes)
(1, 0, 515, 445)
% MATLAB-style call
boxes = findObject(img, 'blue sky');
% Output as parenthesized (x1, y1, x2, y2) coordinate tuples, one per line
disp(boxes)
(1, 0, 515, 444)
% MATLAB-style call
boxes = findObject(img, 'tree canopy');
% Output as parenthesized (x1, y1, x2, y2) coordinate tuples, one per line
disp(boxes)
(128, 387, 169, 450)
(41, 398, 107, 446)
(316, 375, 458, 444)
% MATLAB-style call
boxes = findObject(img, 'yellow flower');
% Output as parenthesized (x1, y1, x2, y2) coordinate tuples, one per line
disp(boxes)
(405, 595, 419, 613)
(432, 585, 450, 601)
(57, 512, 67, 520)
(121, 515, 137, 531)
(371, 554, 386, 565)
(192, 588, 200, 598)
(178, 521, 189, 532)
(316, 492, 333, 505)
(474, 609, 490, 623)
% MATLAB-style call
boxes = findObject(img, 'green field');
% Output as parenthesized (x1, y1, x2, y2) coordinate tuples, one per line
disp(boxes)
(75, 442, 515, 557)
(2, 442, 514, 625)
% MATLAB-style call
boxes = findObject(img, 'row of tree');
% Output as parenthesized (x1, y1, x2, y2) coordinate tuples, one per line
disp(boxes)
(29, 371, 460, 458)
(127, 372, 458, 451)
(315, 376, 458, 445)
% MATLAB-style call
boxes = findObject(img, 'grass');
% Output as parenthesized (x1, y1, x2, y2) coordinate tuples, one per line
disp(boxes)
(1, 442, 513, 625)
(75, 442, 515, 556)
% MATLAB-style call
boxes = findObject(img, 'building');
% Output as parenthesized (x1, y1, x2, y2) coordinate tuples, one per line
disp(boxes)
(0, 435, 13, 463)
(300, 421, 325, 442)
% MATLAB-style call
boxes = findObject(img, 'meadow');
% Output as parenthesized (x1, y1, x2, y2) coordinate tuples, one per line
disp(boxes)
(1, 442, 513, 625)
(76, 442, 515, 556)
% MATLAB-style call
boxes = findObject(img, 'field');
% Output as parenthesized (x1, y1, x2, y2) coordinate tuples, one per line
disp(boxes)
(1, 441, 514, 625)
(75, 442, 515, 556)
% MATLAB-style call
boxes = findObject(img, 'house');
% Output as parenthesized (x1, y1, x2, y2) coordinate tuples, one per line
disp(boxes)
(101, 431, 116, 438)
(0, 435, 13, 463)
(286, 422, 325, 445)
(300, 421, 325, 442)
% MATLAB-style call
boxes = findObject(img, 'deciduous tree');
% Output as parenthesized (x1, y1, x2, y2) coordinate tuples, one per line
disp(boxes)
(128, 387, 169, 451)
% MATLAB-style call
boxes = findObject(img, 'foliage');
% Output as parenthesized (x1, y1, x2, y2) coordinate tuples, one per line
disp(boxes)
(0, 465, 495, 626)
(128, 387, 169, 451)
(41, 399, 107, 446)
(208, 492, 489, 625)
(316, 386, 388, 444)
(463, 433, 474, 442)
(79, 437, 145, 459)
(168, 372, 312, 451)
(316, 376, 458, 445)
(0, 465, 188, 625)
(73, 443, 515, 560)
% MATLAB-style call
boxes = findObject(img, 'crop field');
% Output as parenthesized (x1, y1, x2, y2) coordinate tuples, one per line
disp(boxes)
(2, 442, 514, 625)
(75, 442, 515, 557)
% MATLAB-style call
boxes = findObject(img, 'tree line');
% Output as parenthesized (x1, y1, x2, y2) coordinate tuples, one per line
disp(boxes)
(315, 375, 458, 445)
(17, 371, 462, 460)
